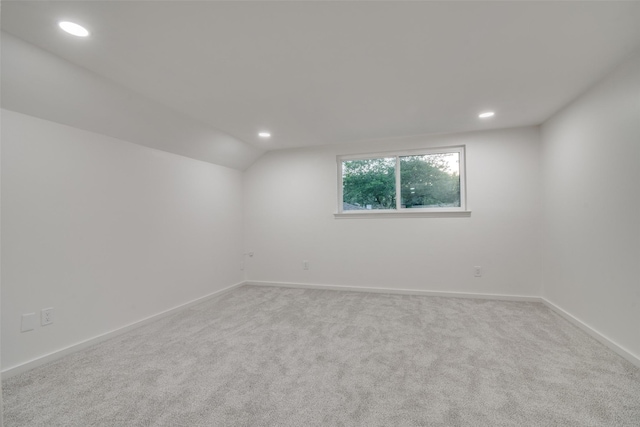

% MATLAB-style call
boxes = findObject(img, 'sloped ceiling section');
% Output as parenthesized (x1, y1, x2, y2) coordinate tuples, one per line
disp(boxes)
(4, 2, 640, 166)
(4, 1, 640, 154)
(1, 32, 264, 170)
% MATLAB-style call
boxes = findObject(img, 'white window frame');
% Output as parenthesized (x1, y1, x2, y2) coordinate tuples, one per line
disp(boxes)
(335, 145, 470, 218)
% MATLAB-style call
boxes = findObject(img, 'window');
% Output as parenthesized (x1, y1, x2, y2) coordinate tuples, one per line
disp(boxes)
(337, 146, 468, 217)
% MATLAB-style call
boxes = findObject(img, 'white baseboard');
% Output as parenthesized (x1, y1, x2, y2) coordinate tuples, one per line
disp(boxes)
(1, 281, 246, 379)
(5, 280, 637, 379)
(245, 280, 541, 302)
(248, 281, 640, 368)
(541, 298, 640, 369)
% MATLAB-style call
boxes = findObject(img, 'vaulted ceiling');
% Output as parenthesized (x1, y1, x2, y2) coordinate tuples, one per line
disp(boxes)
(3, 1, 640, 169)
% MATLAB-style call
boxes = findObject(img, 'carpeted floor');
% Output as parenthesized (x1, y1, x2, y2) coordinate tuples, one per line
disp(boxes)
(3, 285, 640, 426)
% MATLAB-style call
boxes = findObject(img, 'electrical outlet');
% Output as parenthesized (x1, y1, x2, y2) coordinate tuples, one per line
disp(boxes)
(41, 308, 54, 326)
(21, 313, 36, 332)
(303, 260, 309, 270)
(474, 266, 482, 277)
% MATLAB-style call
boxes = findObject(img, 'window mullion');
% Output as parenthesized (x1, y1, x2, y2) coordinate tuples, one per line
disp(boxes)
(395, 156, 401, 210)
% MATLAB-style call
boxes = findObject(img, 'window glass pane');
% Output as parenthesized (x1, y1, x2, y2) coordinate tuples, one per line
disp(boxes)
(400, 153, 460, 208)
(342, 158, 396, 210)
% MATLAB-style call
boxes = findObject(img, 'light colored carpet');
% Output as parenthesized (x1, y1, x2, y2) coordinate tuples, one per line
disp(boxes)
(3, 285, 640, 426)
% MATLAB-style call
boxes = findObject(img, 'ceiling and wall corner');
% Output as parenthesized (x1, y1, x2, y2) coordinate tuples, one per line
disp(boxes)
(2, 1, 640, 158)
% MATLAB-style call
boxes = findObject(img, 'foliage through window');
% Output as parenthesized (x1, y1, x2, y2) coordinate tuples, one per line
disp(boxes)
(338, 147, 465, 213)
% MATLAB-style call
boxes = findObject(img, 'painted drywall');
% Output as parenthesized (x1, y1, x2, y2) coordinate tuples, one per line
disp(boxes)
(1, 109, 245, 371)
(541, 52, 640, 359)
(244, 126, 542, 297)
(1, 95, 3, 427)
(1, 31, 263, 171)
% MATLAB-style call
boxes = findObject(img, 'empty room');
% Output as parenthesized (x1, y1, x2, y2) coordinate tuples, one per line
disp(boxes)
(1, 1, 639, 426)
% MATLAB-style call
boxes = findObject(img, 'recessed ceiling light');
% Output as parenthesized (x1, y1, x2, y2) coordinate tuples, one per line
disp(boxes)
(258, 132, 271, 138)
(59, 21, 90, 37)
(479, 111, 495, 118)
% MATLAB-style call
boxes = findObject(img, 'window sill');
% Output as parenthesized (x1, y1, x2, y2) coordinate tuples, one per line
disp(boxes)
(334, 210, 472, 219)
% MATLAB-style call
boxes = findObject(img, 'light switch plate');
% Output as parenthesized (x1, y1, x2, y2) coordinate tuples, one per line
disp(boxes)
(21, 313, 36, 332)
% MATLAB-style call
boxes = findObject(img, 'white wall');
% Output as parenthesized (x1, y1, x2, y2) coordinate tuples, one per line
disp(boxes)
(1, 98, 3, 427)
(1, 109, 244, 371)
(244, 126, 542, 297)
(541, 52, 640, 359)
